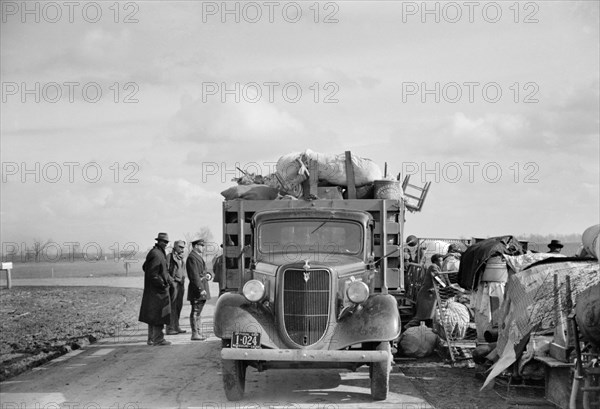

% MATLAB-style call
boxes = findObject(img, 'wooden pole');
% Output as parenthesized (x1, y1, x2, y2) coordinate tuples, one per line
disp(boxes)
(344, 151, 356, 199)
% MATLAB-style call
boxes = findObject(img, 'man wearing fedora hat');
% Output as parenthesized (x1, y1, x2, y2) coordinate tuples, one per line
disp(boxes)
(186, 238, 211, 341)
(139, 232, 174, 346)
(548, 239, 564, 254)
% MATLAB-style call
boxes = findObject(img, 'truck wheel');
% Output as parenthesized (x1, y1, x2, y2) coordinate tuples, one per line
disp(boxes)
(222, 359, 246, 401)
(370, 341, 391, 400)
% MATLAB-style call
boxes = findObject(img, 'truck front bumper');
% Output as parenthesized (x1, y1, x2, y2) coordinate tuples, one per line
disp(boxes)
(221, 348, 390, 362)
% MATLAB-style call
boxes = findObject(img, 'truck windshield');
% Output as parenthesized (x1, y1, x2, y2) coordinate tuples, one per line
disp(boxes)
(258, 220, 363, 257)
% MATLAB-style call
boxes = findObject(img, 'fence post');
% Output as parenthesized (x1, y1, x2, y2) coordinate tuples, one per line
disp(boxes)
(1, 262, 13, 289)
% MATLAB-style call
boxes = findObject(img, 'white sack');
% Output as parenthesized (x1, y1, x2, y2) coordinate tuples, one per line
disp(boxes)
(276, 149, 383, 189)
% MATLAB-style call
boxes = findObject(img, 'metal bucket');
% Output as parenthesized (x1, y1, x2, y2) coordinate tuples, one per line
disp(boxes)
(481, 256, 508, 282)
(374, 180, 402, 200)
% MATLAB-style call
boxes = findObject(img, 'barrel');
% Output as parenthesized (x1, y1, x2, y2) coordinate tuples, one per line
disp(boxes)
(582, 224, 600, 259)
(481, 256, 508, 282)
(374, 180, 402, 200)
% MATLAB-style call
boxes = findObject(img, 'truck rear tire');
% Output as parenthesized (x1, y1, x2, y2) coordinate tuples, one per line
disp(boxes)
(369, 341, 391, 400)
(222, 358, 246, 401)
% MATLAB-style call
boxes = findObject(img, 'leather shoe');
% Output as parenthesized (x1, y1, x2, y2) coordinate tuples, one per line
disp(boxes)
(154, 339, 172, 346)
(147, 340, 153, 345)
(191, 333, 206, 341)
(176, 328, 187, 334)
(166, 330, 179, 335)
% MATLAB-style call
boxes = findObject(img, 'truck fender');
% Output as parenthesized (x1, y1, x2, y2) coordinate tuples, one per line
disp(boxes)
(331, 294, 400, 348)
(213, 293, 282, 348)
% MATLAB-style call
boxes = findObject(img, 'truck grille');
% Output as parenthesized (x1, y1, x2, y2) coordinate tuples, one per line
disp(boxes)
(282, 268, 330, 346)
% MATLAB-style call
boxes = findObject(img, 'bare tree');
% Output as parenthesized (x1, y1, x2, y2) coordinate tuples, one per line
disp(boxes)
(184, 226, 215, 251)
(31, 238, 52, 262)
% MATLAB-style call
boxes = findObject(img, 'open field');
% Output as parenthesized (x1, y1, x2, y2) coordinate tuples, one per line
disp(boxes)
(0, 260, 144, 283)
(0, 286, 142, 381)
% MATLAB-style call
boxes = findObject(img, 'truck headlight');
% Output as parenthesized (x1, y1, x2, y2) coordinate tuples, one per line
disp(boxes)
(243, 280, 265, 302)
(346, 281, 369, 304)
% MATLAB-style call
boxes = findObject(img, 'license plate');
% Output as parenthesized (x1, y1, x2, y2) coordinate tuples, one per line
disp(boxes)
(232, 331, 261, 349)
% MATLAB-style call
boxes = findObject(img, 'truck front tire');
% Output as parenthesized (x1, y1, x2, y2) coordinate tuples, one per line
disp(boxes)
(369, 341, 391, 400)
(222, 358, 246, 401)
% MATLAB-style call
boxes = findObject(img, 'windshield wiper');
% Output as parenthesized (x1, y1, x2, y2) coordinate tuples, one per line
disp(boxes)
(310, 217, 332, 235)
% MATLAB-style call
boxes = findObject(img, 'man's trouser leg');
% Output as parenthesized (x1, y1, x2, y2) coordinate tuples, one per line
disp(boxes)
(190, 300, 206, 341)
(173, 282, 185, 332)
(151, 324, 165, 344)
(167, 285, 178, 333)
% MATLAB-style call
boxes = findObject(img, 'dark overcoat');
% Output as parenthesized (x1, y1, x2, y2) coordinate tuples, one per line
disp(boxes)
(212, 255, 223, 283)
(413, 264, 440, 321)
(139, 245, 172, 325)
(187, 250, 211, 302)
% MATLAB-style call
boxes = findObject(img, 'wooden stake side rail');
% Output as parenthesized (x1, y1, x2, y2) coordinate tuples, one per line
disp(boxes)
(221, 199, 405, 293)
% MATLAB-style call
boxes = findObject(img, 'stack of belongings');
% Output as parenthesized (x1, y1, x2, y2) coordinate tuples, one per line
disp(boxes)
(220, 149, 400, 201)
(481, 224, 600, 389)
(457, 236, 524, 341)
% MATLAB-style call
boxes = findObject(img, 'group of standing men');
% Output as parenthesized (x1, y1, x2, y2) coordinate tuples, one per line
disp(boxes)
(138, 233, 212, 346)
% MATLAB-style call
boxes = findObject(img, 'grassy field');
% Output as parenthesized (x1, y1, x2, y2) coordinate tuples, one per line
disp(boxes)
(1, 260, 144, 282)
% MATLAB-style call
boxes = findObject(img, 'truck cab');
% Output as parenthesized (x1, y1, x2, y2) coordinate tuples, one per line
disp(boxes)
(214, 199, 405, 400)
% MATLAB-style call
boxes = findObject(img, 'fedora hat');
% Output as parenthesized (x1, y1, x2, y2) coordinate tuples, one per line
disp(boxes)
(548, 239, 563, 249)
(155, 232, 169, 242)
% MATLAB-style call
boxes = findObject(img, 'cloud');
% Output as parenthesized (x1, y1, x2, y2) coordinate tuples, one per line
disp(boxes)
(173, 178, 222, 205)
(169, 98, 305, 142)
(40, 187, 114, 217)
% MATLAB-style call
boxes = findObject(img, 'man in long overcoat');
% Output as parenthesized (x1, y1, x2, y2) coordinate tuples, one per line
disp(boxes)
(166, 240, 186, 334)
(212, 244, 226, 296)
(187, 238, 211, 340)
(139, 232, 173, 346)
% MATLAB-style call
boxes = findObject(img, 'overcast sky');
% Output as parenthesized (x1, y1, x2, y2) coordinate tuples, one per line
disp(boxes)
(1, 1, 599, 255)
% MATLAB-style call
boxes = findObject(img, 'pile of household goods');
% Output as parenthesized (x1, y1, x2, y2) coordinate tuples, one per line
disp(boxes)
(477, 224, 600, 389)
(220, 149, 402, 200)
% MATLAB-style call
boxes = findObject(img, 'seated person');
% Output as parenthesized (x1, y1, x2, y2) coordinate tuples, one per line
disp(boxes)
(428, 253, 451, 287)
(442, 243, 461, 272)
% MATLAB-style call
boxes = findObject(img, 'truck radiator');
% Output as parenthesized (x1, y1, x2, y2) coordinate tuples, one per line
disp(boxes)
(282, 268, 330, 346)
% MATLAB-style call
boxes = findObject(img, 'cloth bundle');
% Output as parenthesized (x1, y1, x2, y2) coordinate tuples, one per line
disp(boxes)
(276, 149, 383, 191)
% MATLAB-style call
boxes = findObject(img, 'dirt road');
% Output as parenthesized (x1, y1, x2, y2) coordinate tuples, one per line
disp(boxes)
(1, 279, 432, 409)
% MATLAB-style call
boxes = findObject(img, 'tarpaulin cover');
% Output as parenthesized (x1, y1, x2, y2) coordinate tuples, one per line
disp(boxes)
(504, 253, 565, 274)
(457, 236, 524, 290)
(482, 259, 600, 388)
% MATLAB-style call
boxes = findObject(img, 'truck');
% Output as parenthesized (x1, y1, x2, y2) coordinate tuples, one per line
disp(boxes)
(213, 172, 430, 400)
